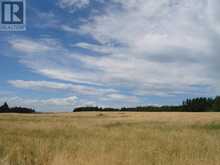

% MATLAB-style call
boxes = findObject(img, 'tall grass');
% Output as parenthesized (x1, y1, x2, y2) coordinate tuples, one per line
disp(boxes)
(0, 112, 220, 165)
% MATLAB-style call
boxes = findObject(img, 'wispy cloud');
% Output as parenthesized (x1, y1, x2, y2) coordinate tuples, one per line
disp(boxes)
(8, 80, 139, 106)
(0, 96, 78, 112)
(9, 38, 58, 54)
(73, 42, 115, 54)
(2, 0, 220, 111)
(57, 0, 105, 12)
(8, 80, 117, 96)
(57, 0, 90, 12)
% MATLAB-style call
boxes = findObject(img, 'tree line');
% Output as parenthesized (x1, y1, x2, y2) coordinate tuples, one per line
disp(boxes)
(74, 96, 220, 112)
(0, 102, 35, 113)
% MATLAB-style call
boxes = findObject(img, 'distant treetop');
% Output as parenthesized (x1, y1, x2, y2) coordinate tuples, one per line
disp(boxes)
(0, 102, 35, 113)
(74, 96, 220, 112)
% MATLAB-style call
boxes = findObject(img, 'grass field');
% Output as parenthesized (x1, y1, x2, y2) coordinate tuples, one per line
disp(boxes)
(0, 112, 220, 165)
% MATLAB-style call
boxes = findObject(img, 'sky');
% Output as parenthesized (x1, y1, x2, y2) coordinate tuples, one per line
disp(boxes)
(0, 0, 220, 112)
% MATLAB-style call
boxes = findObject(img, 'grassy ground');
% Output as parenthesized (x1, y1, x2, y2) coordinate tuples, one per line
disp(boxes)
(0, 112, 220, 165)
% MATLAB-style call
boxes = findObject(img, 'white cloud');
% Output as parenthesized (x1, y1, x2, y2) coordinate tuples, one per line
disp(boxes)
(81, 0, 210, 52)
(208, 0, 220, 34)
(41, 96, 78, 106)
(9, 39, 50, 54)
(7, 0, 220, 107)
(0, 96, 78, 112)
(7, 80, 140, 107)
(61, 25, 79, 33)
(74, 42, 115, 54)
(57, 0, 90, 11)
(9, 38, 62, 54)
(75, 0, 219, 94)
(8, 80, 117, 96)
(102, 93, 138, 102)
(37, 68, 103, 86)
(57, 0, 106, 12)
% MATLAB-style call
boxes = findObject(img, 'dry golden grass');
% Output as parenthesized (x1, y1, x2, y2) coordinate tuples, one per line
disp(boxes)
(0, 112, 220, 165)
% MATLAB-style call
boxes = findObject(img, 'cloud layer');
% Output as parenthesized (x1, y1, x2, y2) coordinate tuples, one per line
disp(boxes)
(2, 0, 220, 111)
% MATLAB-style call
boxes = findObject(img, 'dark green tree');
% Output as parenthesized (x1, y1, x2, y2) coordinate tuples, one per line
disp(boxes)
(212, 96, 220, 112)
(0, 102, 9, 112)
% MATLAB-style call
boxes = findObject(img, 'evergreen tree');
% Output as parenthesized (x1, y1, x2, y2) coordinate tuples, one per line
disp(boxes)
(0, 102, 9, 112)
(212, 96, 220, 112)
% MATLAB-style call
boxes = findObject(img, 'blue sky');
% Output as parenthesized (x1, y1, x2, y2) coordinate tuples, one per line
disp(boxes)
(0, 0, 220, 111)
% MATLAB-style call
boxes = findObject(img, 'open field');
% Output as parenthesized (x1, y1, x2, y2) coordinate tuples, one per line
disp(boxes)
(0, 112, 220, 165)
